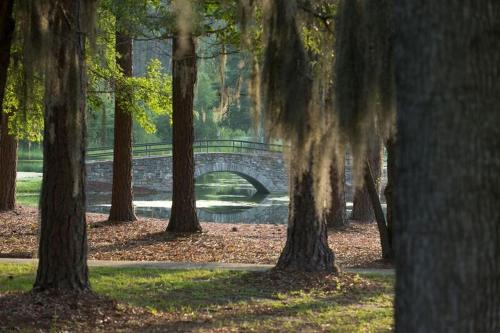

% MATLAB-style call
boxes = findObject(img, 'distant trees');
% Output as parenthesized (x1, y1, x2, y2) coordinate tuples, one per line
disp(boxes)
(394, 0, 500, 330)
(33, 0, 94, 292)
(350, 139, 382, 222)
(326, 154, 347, 228)
(0, 0, 16, 212)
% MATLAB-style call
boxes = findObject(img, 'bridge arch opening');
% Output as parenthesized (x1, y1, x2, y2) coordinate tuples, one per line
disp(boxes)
(195, 170, 271, 195)
(195, 171, 269, 214)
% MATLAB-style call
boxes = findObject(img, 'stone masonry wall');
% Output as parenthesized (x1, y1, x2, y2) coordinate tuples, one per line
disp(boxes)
(86, 152, 289, 193)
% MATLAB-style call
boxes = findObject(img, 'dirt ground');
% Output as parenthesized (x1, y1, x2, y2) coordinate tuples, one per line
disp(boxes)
(0, 206, 392, 268)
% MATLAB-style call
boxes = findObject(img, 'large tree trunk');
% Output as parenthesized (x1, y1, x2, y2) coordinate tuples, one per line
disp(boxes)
(0, 113, 17, 211)
(326, 154, 347, 228)
(34, 0, 90, 292)
(166, 34, 201, 233)
(350, 139, 382, 222)
(276, 165, 337, 272)
(395, 1, 500, 331)
(108, 31, 137, 222)
(0, 0, 16, 212)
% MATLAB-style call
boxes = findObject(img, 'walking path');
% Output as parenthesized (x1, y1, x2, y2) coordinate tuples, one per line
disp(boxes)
(0, 258, 394, 275)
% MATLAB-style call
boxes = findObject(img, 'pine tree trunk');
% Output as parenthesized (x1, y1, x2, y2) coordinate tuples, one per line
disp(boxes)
(34, 0, 90, 292)
(166, 34, 201, 233)
(395, 1, 500, 331)
(0, 113, 17, 211)
(0, 0, 16, 212)
(350, 139, 382, 222)
(276, 166, 337, 272)
(109, 31, 137, 222)
(326, 154, 347, 228)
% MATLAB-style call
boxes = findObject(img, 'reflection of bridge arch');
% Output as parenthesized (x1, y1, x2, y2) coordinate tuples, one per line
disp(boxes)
(195, 162, 272, 194)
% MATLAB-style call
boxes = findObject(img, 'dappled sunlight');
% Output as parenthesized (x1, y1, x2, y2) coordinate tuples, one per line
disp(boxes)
(0, 264, 394, 332)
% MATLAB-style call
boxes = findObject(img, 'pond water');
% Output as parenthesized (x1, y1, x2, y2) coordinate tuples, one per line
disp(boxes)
(87, 172, 291, 224)
(18, 172, 356, 225)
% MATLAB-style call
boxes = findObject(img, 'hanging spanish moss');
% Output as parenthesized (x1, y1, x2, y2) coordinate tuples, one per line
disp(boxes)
(333, 0, 395, 181)
(261, 0, 313, 144)
(241, 0, 395, 213)
(19, 0, 96, 114)
(241, 0, 338, 214)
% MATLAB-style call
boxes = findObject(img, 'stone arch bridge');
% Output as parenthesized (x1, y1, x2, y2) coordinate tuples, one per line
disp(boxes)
(86, 140, 289, 193)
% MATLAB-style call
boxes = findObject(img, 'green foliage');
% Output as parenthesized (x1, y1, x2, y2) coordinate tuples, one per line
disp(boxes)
(125, 59, 172, 133)
(3, 59, 44, 141)
(4, 0, 173, 143)
(99, 0, 162, 37)
(87, 4, 173, 135)
(1, 7, 45, 142)
(5, 0, 257, 147)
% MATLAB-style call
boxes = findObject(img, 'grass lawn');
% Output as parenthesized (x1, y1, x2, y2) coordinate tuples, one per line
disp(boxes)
(15, 178, 42, 207)
(0, 263, 394, 332)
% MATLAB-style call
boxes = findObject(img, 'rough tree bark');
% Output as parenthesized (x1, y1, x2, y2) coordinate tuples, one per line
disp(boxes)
(395, 1, 500, 331)
(0, 0, 17, 212)
(350, 139, 382, 222)
(276, 163, 337, 272)
(166, 34, 201, 233)
(0, 113, 17, 211)
(34, 0, 90, 292)
(108, 31, 137, 222)
(326, 154, 347, 228)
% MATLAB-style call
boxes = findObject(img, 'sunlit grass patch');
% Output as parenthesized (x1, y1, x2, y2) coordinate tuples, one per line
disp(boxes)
(15, 179, 42, 207)
(0, 263, 394, 332)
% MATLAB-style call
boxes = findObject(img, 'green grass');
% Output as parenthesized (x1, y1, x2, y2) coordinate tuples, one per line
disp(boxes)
(0, 263, 394, 332)
(15, 178, 42, 206)
(17, 160, 43, 172)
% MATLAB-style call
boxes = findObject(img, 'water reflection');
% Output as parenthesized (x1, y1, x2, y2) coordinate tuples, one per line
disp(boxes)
(87, 172, 290, 224)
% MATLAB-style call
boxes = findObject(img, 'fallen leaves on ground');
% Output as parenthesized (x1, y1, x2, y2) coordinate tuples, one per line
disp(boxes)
(0, 291, 175, 332)
(0, 206, 391, 268)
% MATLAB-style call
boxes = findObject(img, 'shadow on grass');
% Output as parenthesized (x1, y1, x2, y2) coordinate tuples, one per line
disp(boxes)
(91, 267, 392, 311)
(0, 264, 394, 332)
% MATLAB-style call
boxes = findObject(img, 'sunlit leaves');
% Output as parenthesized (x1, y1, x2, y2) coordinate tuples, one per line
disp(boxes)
(3, 52, 44, 142)
(87, 4, 173, 135)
